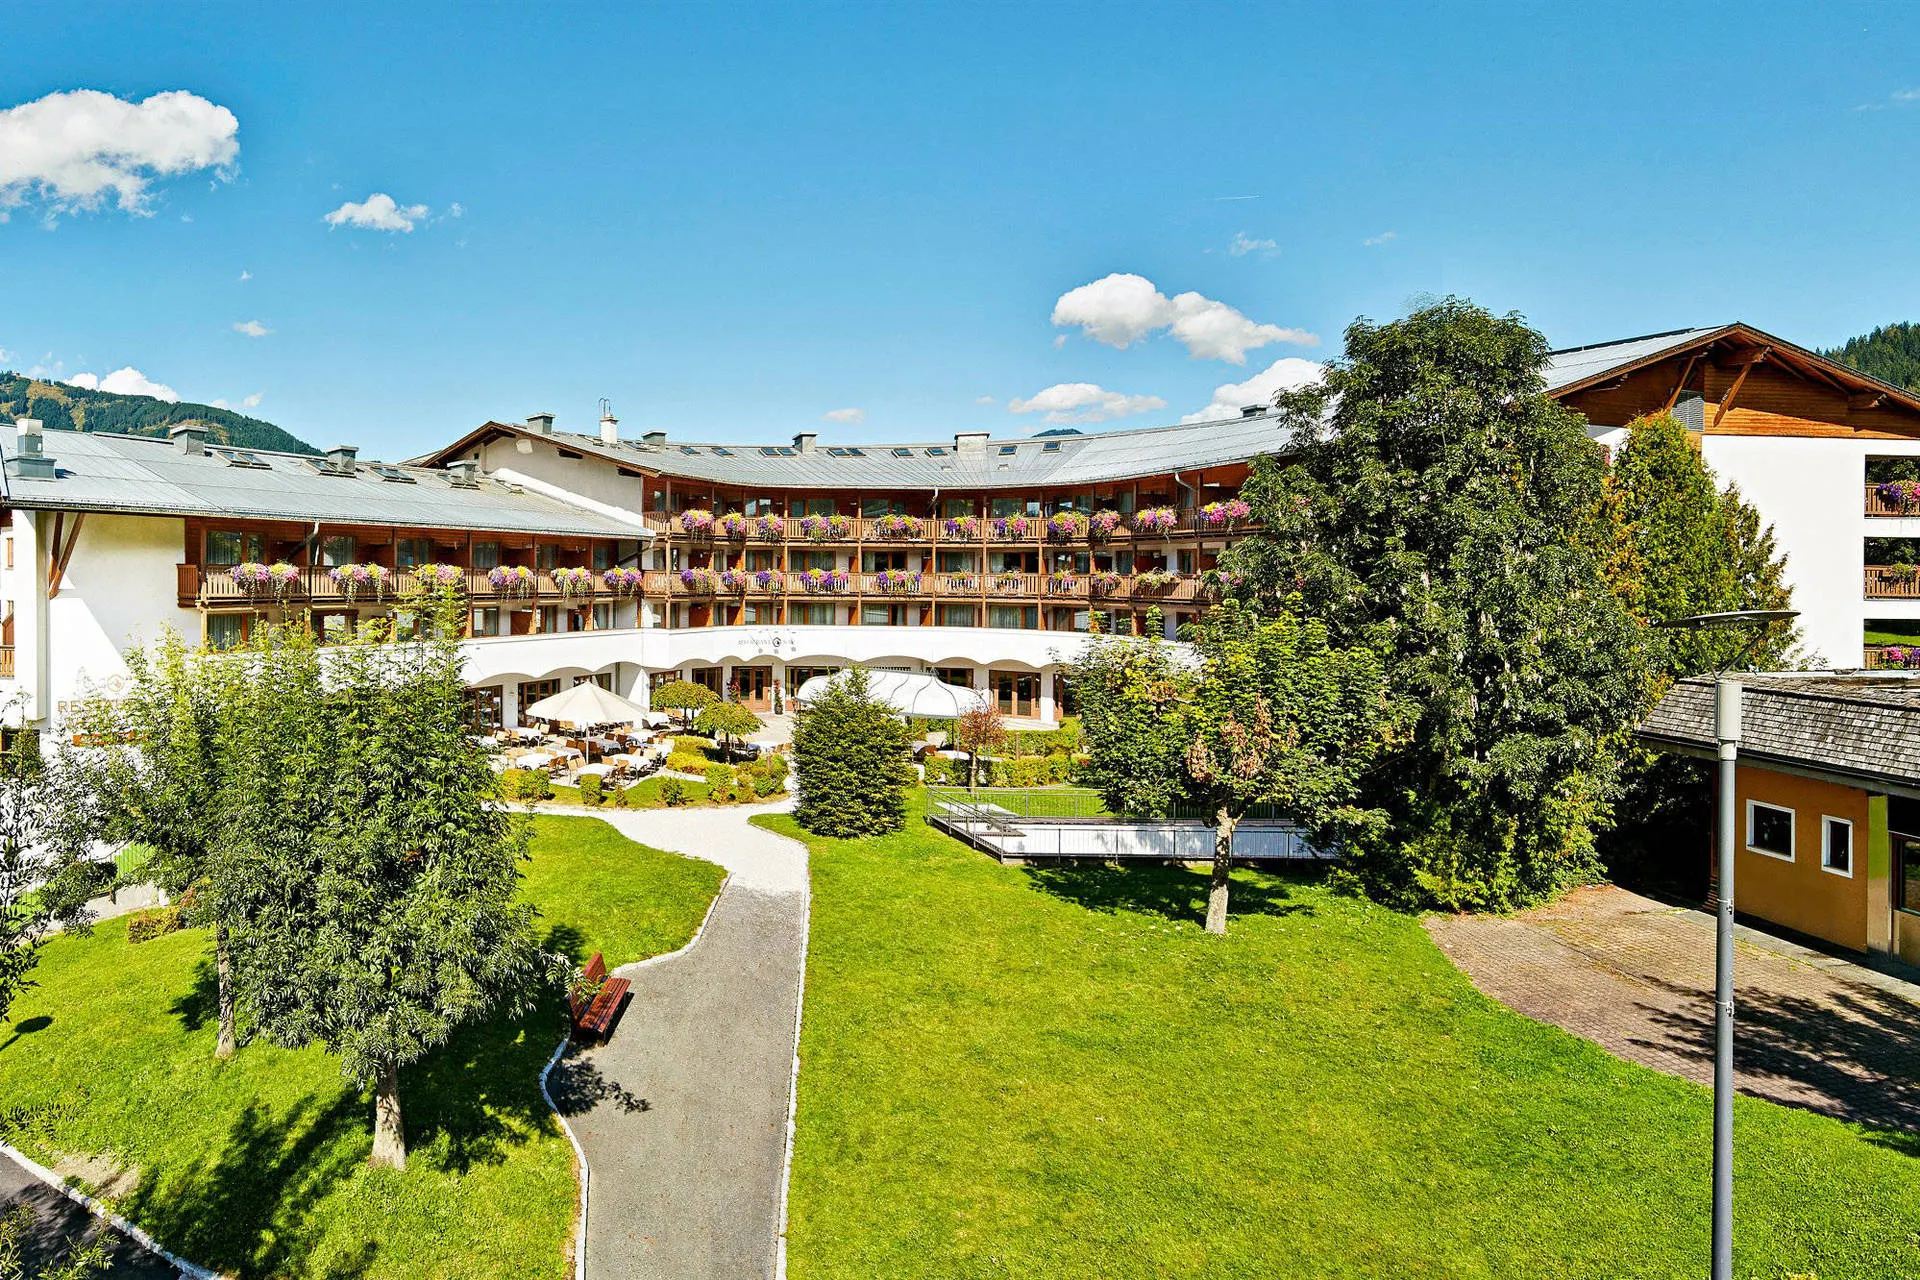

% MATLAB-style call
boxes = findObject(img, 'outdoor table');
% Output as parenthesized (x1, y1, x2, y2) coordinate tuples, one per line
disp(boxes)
(577, 763, 614, 779)
(517, 751, 555, 770)
(511, 727, 545, 744)
(552, 747, 584, 762)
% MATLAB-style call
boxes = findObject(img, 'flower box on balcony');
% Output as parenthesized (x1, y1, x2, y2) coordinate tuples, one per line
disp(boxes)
(942, 515, 981, 540)
(752, 568, 785, 593)
(873, 569, 923, 594)
(1088, 571, 1124, 595)
(602, 567, 644, 597)
(990, 572, 1024, 594)
(414, 563, 467, 591)
(551, 566, 595, 597)
(800, 568, 850, 593)
(488, 565, 537, 597)
(1089, 509, 1123, 539)
(1198, 498, 1252, 528)
(231, 561, 302, 600)
(798, 513, 853, 542)
(1131, 507, 1177, 534)
(717, 512, 750, 539)
(718, 569, 751, 593)
(679, 508, 716, 535)
(990, 516, 1032, 540)
(679, 568, 719, 592)
(1045, 511, 1090, 541)
(872, 513, 925, 539)
(328, 562, 394, 602)
(751, 514, 785, 540)
(1133, 569, 1179, 592)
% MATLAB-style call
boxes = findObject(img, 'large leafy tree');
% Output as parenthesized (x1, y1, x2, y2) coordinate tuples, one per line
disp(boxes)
(1599, 412, 1798, 889)
(792, 666, 914, 837)
(694, 700, 763, 760)
(59, 635, 246, 1056)
(652, 679, 716, 728)
(0, 720, 98, 1028)
(217, 592, 550, 1169)
(1073, 603, 1388, 933)
(1227, 299, 1656, 911)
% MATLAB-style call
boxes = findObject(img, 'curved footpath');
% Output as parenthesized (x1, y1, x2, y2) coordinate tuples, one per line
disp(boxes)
(548, 802, 810, 1280)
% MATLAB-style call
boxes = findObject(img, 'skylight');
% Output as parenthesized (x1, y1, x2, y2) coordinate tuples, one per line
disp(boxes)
(924, 446, 948, 457)
(213, 448, 270, 470)
(372, 465, 416, 484)
(759, 446, 780, 456)
(712, 447, 734, 456)
(681, 446, 700, 455)
(826, 447, 852, 457)
(846, 447, 865, 456)
(891, 447, 913, 457)
(1042, 441, 1062, 452)
(998, 445, 1017, 455)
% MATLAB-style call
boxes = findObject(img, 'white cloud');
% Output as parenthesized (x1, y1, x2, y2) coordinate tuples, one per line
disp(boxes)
(1050, 272, 1316, 364)
(324, 192, 430, 232)
(974, 395, 997, 406)
(449, 201, 465, 218)
(1008, 382, 1167, 425)
(0, 89, 238, 222)
(1228, 231, 1277, 257)
(821, 407, 865, 424)
(0, 347, 12, 364)
(209, 392, 264, 411)
(238, 268, 251, 281)
(62, 366, 179, 402)
(232, 319, 271, 338)
(1181, 356, 1325, 424)
(1362, 231, 1397, 246)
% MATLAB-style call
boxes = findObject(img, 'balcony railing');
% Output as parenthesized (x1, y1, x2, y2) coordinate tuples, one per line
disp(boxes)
(655, 569, 1209, 604)
(1863, 645, 1920, 670)
(1865, 566, 1920, 599)
(0, 646, 13, 679)
(643, 510, 1259, 544)
(185, 565, 642, 608)
(1866, 484, 1920, 518)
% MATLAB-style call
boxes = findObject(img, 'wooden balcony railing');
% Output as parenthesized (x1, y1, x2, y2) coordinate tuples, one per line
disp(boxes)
(643, 510, 1260, 545)
(1866, 484, 1920, 518)
(1865, 566, 1920, 599)
(0, 646, 13, 679)
(1863, 645, 1920, 670)
(652, 569, 1208, 604)
(186, 565, 641, 608)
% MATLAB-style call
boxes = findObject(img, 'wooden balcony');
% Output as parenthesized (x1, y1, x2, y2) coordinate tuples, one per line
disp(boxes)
(1866, 484, 1920, 518)
(642, 510, 1259, 546)
(654, 569, 1210, 605)
(0, 646, 13, 679)
(1864, 566, 1920, 599)
(182, 565, 641, 609)
(1863, 645, 1920, 670)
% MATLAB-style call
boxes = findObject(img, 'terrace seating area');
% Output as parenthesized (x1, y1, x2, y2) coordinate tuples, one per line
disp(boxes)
(475, 721, 673, 785)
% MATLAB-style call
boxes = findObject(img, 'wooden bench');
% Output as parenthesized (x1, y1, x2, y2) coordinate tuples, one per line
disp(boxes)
(569, 952, 631, 1042)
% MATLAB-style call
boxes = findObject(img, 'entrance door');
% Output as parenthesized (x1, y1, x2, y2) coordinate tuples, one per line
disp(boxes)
(993, 671, 1037, 717)
(735, 665, 772, 710)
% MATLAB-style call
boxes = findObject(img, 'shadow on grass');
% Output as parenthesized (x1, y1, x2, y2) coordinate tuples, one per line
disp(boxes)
(402, 995, 569, 1175)
(543, 922, 588, 964)
(0, 1014, 53, 1054)
(1022, 861, 1312, 927)
(170, 955, 219, 1032)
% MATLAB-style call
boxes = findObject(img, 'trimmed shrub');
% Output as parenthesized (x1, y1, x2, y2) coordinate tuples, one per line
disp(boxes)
(577, 774, 602, 806)
(499, 768, 552, 802)
(792, 666, 914, 837)
(659, 776, 688, 807)
(126, 905, 184, 944)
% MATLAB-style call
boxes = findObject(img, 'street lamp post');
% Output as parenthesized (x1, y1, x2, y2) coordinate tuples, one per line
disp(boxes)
(1655, 609, 1796, 1280)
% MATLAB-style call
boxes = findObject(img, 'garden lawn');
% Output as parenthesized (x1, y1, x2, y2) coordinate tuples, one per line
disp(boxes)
(0, 815, 722, 1280)
(765, 809, 1920, 1279)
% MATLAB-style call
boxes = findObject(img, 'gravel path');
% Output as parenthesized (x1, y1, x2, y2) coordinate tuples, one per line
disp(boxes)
(547, 803, 809, 1280)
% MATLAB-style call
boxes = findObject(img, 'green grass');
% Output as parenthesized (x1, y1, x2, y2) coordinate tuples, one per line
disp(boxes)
(0, 816, 722, 1279)
(1864, 627, 1920, 647)
(764, 807, 1920, 1279)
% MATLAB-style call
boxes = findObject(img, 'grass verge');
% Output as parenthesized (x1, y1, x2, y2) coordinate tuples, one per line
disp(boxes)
(763, 807, 1920, 1278)
(0, 815, 722, 1279)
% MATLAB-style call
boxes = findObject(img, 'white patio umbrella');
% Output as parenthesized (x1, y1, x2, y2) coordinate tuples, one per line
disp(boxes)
(792, 670, 991, 719)
(522, 681, 650, 762)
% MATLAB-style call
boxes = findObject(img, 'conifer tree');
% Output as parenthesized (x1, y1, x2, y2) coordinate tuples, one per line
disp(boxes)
(792, 667, 913, 837)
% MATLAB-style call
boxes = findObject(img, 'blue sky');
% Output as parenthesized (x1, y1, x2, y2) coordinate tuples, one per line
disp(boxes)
(6, 1, 1920, 456)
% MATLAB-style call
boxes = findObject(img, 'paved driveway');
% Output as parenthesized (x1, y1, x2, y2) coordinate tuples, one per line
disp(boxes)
(547, 804, 808, 1280)
(1427, 885, 1920, 1133)
(0, 1152, 181, 1278)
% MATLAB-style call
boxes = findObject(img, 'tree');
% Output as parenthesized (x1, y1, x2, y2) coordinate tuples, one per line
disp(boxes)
(1073, 604, 1388, 933)
(1069, 608, 1192, 821)
(0, 716, 97, 1029)
(58, 635, 246, 1056)
(1823, 321, 1920, 392)
(950, 704, 1008, 790)
(217, 591, 550, 1169)
(694, 700, 763, 760)
(652, 679, 716, 728)
(792, 667, 914, 837)
(1228, 299, 1656, 911)
(1599, 413, 1798, 890)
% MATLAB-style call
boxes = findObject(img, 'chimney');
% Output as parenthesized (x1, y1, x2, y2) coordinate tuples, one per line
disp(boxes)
(641, 430, 667, 447)
(326, 444, 359, 475)
(1240, 404, 1266, 418)
(527, 412, 556, 435)
(600, 411, 620, 445)
(793, 431, 817, 453)
(12, 418, 54, 480)
(170, 422, 208, 455)
(954, 431, 990, 454)
(448, 458, 481, 487)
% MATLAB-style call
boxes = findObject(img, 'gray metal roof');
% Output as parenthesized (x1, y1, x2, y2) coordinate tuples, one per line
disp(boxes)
(0, 426, 645, 537)
(1639, 673, 1920, 795)
(1542, 327, 1726, 394)
(475, 410, 1291, 492)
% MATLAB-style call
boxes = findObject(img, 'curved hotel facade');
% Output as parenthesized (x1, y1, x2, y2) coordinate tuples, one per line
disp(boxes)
(10, 320, 1920, 736)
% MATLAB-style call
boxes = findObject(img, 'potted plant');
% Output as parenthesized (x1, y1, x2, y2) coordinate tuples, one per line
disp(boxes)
(1045, 511, 1089, 540)
(1089, 509, 1123, 538)
(1047, 570, 1080, 592)
(1198, 498, 1252, 528)
(874, 569, 922, 593)
(873, 513, 924, 539)
(798, 512, 852, 541)
(801, 567, 848, 593)
(991, 515, 1032, 540)
(1131, 506, 1178, 534)
(717, 511, 750, 539)
(718, 568, 751, 592)
(753, 568, 784, 592)
(751, 513, 786, 540)
(679, 567, 719, 592)
(488, 565, 537, 596)
(552, 566, 595, 597)
(231, 560, 303, 601)
(415, 563, 467, 591)
(328, 562, 393, 602)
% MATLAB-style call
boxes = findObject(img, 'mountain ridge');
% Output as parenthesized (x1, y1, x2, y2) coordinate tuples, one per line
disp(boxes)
(0, 372, 318, 455)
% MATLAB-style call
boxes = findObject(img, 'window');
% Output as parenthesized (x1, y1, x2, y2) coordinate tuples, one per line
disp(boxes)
(988, 605, 1036, 629)
(790, 602, 836, 625)
(395, 537, 432, 568)
(936, 550, 977, 573)
(538, 605, 559, 632)
(1822, 817, 1853, 877)
(204, 529, 265, 566)
(746, 549, 779, 571)
(862, 550, 907, 572)
(992, 672, 1039, 716)
(372, 465, 416, 484)
(592, 543, 614, 571)
(796, 497, 836, 517)
(891, 447, 914, 458)
(320, 535, 356, 567)
(792, 549, 836, 572)
(998, 444, 1017, 456)
(592, 603, 614, 630)
(935, 666, 973, 687)
(862, 604, 906, 626)
(924, 446, 948, 457)
(472, 542, 502, 570)
(1042, 441, 1062, 453)
(1746, 800, 1794, 861)
(937, 604, 979, 627)
(538, 544, 560, 571)
(740, 601, 770, 624)
(474, 607, 503, 636)
(990, 496, 1024, 519)
(206, 613, 245, 651)
(213, 448, 270, 469)
(519, 679, 560, 707)
(712, 447, 734, 456)
(862, 498, 907, 518)
(468, 687, 504, 733)
(940, 497, 973, 518)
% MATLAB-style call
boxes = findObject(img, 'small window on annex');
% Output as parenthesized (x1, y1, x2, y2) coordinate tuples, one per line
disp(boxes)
(937, 604, 978, 627)
(794, 497, 837, 517)
(205, 529, 266, 566)
(940, 497, 975, 519)
(472, 542, 503, 570)
(862, 498, 907, 518)
(1747, 800, 1794, 860)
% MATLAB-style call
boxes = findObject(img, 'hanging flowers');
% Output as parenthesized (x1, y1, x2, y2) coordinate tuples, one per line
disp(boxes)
(413, 563, 467, 591)
(873, 569, 922, 593)
(327, 562, 393, 602)
(990, 515, 1032, 540)
(1089, 509, 1123, 538)
(1879, 479, 1920, 511)
(991, 570, 1024, 593)
(488, 565, 537, 596)
(798, 513, 853, 541)
(552, 566, 595, 597)
(751, 514, 786, 540)
(1134, 568, 1179, 591)
(1045, 511, 1089, 540)
(1198, 498, 1252, 528)
(679, 567, 719, 592)
(718, 568, 751, 592)
(1089, 571, 1124, 594)
(231, 561, 302, 600)
(679, 508, 716, 535)
(872, 513, 925, 539)
(603, 567, 644, 597)
(942, 515, 981, 540)
(1131, 507, 1178, 534)
(753, 568, 784, 592)
(1047, 570, 1081, 593)
(801, 568, 849, 593)
(717, 511, 750, 539)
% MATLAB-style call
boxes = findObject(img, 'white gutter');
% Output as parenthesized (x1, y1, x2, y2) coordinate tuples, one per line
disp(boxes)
(491, 467, 654, 537)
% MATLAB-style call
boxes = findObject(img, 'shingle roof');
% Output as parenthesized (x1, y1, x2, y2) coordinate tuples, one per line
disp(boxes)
(1639, 673, 1920, 795)
(1542, 327, 1727, 394)
(456, 410, 1291, 491)
(0, 426, 645, 538)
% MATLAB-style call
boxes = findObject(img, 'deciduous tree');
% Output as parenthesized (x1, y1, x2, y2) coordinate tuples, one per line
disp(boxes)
(652, 679, 716, 728)
(694, 700, 763, 761)
(0, 717, 98, 1028)
(950, 704, 1008, 790)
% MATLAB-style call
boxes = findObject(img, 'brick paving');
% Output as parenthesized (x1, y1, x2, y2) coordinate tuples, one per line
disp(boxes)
(1426, 885, 1920, 1133)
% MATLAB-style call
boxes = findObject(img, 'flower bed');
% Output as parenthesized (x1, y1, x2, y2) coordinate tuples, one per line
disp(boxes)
(942, 515, 981, 540)
(1131, 507, 1178, 534)
(327, 562, 393, 601)
(872, 513, 925, 539)
(230, 561, 302, 599)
